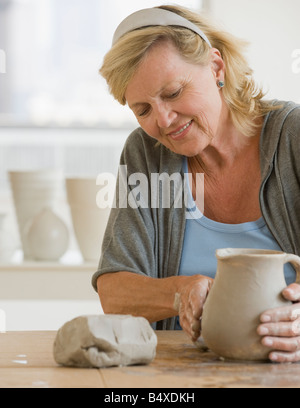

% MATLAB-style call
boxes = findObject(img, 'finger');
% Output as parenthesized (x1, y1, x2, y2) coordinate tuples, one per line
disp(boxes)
(189, 281, 210, 320)
(179, 300, 200, 336)
(178, 296, 201, 340)
(191, 325, 201, 342)
(260, 303, 300, 323)
(258, 319, 300, 337)
(282, 284, 300, 302)
(180, 314, 201, 341)
(268, 350, 300, 363)
(184, 313, 201, 341)
(191, 319, 201, 334)
(179, 314, 193, 338)
(262, 335, 300, 353)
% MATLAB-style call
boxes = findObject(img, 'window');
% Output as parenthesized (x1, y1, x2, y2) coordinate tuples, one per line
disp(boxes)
(0, 0, 203, 127)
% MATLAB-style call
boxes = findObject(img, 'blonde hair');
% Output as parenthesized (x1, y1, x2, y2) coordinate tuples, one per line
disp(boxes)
(100, 5, 276, 137)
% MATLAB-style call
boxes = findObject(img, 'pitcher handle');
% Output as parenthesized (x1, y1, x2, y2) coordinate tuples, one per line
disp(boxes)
(284, 254, 300, 284)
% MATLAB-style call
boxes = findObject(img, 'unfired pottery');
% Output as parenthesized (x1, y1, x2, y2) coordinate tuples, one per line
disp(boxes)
(65, 178, 112, 262)
(9, 170, 63, 259)
(201, 248, 300, 361)
(26, 208, 69, 262)
(53, 315, 157, 368)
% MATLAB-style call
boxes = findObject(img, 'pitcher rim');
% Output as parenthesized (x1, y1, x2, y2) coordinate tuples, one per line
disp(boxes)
(216, 248, 286, 260)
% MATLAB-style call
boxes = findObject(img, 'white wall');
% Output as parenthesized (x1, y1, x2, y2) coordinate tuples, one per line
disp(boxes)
(209, 0, 300, 103)
(0, 300, 103, 331)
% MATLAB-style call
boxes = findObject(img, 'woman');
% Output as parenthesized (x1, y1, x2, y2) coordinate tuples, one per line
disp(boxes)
(92, 5, 300, 363)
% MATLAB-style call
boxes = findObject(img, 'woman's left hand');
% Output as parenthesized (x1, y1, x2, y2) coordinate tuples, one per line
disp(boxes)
(257, 283, 300, 363)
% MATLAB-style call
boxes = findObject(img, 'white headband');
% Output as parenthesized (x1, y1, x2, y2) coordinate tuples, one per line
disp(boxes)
(112, 8, 212, 48)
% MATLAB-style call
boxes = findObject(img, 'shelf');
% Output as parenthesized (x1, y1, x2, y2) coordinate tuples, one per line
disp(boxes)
(0, 250, 98, 273)
(0, 250, 99, 301)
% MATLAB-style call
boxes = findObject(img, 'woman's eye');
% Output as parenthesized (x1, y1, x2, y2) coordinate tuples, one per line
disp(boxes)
(137, 107, 150, 117)
(166, 89, 181, 99)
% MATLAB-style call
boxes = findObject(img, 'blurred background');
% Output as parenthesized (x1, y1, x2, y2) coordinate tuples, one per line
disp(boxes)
(0, 0, 299, 330)
(0, 0, 300, 203)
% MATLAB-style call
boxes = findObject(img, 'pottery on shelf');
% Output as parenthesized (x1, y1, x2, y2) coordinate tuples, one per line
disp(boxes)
(66, 177, 113, 262)
(201, 248, 300, 361)
(26, 208, 69, 262)
(0, 213, 16, 263)
(9, 170, 63, 259)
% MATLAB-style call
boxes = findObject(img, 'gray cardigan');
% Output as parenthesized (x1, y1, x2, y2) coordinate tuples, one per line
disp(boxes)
(92, 100, 300, 330)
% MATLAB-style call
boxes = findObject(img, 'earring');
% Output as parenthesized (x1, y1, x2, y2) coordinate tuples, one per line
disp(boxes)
(218, 80, 225, 89)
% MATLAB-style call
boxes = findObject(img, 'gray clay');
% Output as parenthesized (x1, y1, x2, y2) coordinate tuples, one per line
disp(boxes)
(53, 314, 157, 368)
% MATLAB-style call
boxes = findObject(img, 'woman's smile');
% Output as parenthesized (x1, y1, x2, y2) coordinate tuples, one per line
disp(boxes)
(167, 120, 193, 140)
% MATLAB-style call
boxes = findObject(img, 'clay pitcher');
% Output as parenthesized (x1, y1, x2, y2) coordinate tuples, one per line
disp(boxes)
(201, 248, 300, 361)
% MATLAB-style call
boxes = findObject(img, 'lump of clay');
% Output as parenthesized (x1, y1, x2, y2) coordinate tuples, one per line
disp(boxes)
(53, 315, 157, 368)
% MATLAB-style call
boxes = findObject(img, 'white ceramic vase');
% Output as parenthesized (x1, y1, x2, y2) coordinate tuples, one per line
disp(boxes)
(26, 208, 69, 262)
(201, 248, 300, 361)
(66, 177, 113, 262)
(0, 213, 16, 263)
(9, 170, 63, 259)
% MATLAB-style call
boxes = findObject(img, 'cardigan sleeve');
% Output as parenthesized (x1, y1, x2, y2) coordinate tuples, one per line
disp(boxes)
(91, 129, 159, 290)
(91, 128, 186, 330)
(260, 101, 300, 257)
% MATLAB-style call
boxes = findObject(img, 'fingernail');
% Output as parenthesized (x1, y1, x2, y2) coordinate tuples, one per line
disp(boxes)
(292, 291, 300, 300)
(285, 288, 300, 301)
(258, 327, 269, 335)
(264, 337, 273, 347)
(270, 353, 278, 362)
(261, 315, 271, 323)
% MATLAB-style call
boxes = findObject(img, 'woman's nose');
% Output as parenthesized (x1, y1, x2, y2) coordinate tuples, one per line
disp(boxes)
(154, 103, 177, 129)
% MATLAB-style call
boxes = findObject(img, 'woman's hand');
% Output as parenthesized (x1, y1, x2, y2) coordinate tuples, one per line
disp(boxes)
(175, 275, 213, 342)
(257, 283, 300, 363)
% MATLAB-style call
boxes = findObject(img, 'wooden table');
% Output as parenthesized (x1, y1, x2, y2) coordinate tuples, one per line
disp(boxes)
(0, 331, 299, 388)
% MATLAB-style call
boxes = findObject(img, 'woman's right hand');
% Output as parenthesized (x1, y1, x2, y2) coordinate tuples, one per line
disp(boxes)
(175, 275, 214, 342)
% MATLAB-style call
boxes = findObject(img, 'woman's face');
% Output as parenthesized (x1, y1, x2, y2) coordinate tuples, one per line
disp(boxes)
(125, 40, 227, 157)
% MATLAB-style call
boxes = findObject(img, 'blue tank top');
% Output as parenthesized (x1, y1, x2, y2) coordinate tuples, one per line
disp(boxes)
(179, 157, 296, 286)
(176, 158, 296, 330)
